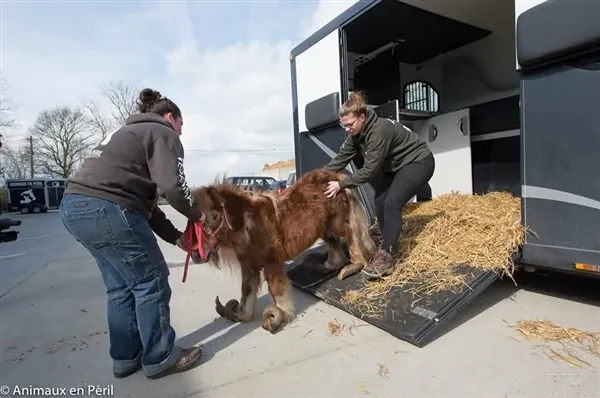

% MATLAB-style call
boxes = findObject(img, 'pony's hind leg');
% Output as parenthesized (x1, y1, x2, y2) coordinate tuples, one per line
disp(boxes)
(337, 227, 366, 280)
(215, 267, 260, 323)
(327, 210, 364, 280)
(261, 264, 295, 333)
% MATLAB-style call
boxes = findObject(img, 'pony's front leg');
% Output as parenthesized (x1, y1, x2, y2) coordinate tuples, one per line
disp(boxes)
(261, 263, 295, 333)
(215, 268, 260, 323)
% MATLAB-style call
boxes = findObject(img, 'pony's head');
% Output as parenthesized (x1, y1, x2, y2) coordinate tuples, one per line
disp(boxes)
(192, 182, 233, 239)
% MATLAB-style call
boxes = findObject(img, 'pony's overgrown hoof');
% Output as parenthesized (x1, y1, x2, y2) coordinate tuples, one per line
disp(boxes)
(337, 263, 364, 280)
(261, 304, 285, 333)
(215, 296, 242, 322)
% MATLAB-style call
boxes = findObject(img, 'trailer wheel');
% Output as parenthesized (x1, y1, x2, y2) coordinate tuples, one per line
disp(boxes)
(32, 205, 42, 213)
(20, 206, 30, 214)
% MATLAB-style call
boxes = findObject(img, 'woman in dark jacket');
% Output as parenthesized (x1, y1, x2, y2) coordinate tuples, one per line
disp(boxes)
(323, 91, 435, 279)
(60, 88, 204, 379)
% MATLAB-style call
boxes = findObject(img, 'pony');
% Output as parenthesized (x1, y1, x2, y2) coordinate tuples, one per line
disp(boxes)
(189, 168, 377, 333)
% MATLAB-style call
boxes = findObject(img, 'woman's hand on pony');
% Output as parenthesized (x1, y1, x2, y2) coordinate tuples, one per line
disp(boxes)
(175, 213, 207, 252)
(176, 233, 199, 252)
(324, 181, 341, 198)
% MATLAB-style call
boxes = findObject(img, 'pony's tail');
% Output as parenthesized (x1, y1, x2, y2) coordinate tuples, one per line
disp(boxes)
(345, 187, 378, 265)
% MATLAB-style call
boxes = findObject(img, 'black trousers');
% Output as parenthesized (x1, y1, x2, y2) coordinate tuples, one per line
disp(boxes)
(372, 152, 435, 254)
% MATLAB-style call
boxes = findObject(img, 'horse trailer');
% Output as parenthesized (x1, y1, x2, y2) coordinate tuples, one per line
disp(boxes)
(285, 0, 600, 347)
(6, 178, 67, 214)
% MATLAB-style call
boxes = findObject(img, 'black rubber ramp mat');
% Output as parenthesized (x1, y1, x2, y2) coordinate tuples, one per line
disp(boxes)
(286, 245, 502, 347)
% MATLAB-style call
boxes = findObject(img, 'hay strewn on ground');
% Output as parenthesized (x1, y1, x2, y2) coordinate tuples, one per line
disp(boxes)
(341, 191, 527, 317)
(511, 319, 600, 368)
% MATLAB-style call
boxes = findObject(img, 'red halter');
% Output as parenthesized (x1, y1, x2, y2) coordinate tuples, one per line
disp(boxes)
(181, 208, 231, 283)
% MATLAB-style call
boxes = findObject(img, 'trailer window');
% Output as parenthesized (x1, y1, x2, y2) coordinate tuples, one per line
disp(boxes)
(403, 80, 439, 112)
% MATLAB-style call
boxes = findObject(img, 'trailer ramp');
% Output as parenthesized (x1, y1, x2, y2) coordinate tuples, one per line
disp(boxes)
(286, 245, 504, 347)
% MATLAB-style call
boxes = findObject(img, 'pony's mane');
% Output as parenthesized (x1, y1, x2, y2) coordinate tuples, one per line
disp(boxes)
(210, 171, 231, 187)
(199, 172, 267, 202)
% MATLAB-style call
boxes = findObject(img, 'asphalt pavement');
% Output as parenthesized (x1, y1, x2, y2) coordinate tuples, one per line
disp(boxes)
(0, 211, 83, 297)
(0, 207, 599, 397)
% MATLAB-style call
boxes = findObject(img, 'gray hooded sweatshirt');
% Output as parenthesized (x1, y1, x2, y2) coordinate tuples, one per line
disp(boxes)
(65, 112, 202, 244)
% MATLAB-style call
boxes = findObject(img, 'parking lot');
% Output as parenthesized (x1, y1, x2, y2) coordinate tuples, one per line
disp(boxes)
(0, 211, 85, 297)
(1, 207, 599, 397)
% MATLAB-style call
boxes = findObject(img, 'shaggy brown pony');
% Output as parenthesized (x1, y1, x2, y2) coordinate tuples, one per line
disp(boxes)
(189, 168, 377, 333)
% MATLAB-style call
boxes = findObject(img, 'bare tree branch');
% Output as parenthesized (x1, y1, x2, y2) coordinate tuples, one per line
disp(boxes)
(99, 80, 139, 126)
(83, 80, 139, 141)
(83, 100, 114, 141)
(30, 106, 94, 178)
(0, 74, 16, 130)
(0, 143, 30, 180)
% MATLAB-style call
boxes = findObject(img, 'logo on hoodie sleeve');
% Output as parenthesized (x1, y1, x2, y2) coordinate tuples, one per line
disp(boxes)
(176, 157, 194, 207)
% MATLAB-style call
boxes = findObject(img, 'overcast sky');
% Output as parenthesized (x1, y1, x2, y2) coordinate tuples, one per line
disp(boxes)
(1, 0, 358, 186)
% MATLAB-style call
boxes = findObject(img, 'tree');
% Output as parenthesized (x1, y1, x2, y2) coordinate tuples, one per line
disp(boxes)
(0, 74, 20, 181)
(84, 80, 139, 140)
(0, 143, 30, 180)
(0, 74, 15, 130)
(30, 106, 94, 178)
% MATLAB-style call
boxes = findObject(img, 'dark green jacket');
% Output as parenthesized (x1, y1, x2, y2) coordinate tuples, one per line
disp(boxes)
(324, 108, 431, 189)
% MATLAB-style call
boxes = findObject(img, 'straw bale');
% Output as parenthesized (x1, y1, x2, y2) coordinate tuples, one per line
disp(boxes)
(341, 191, 527, 317)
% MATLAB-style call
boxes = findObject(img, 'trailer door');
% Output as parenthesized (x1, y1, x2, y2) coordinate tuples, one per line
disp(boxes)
(294, 24, 391, 225)
(293, 27, 374, 224)
(46, 180, 66, 208)
(295, 28, 345, 135)
(292, 27, 349, 188)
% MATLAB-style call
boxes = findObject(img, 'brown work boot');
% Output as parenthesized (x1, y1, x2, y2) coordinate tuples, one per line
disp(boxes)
(361, 249, 395, 279)
(147, 346, 203, 380)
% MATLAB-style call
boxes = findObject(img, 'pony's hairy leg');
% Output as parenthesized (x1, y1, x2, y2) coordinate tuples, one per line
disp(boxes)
(261, 264, 295, 333)
(333, 225, 367, 280)
(324, 198, 369, 280)
(238, 270, 260, 321)
(215, 266, 260, 323)
(323, 237, 346, 270)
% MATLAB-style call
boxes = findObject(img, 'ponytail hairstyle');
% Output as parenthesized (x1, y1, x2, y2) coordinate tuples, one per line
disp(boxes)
(137, 88, 182, 119)
(338, 91, 368, 118)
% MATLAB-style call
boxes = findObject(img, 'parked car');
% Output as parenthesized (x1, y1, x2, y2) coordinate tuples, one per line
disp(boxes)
(268, 180, 287, 194)
(286, 171, 296, 187)
(226, 176, 276, 193)
(0, 218, 21, 243)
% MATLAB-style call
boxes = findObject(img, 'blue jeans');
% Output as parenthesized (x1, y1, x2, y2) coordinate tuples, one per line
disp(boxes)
(59, 193, 181, 377)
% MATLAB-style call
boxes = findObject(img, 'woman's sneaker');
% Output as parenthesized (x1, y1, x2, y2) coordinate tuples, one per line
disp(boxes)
(147, 346, 204, 380)
(361, 249, 394, 278)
